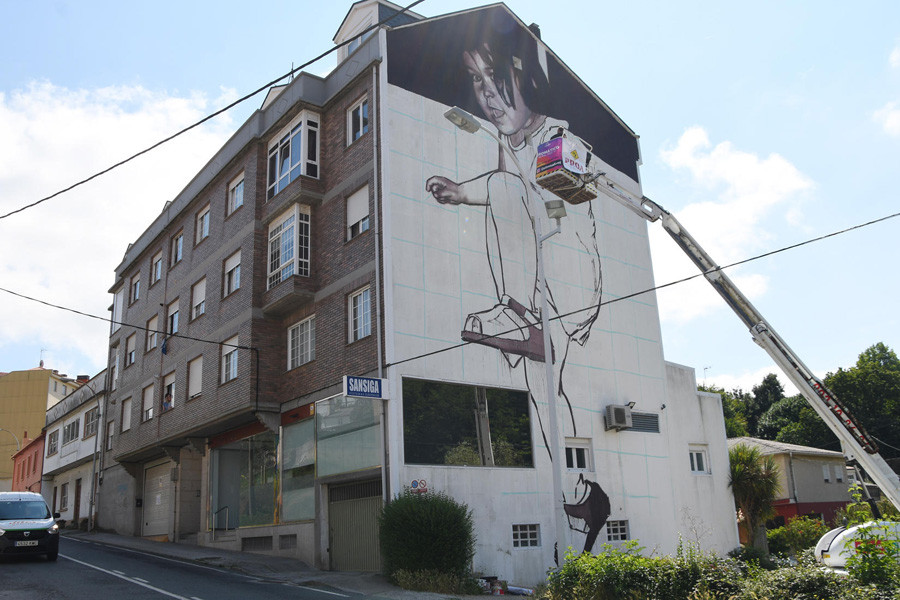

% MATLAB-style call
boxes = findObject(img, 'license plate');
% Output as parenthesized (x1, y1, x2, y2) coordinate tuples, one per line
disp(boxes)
(16, 540, 38, 547)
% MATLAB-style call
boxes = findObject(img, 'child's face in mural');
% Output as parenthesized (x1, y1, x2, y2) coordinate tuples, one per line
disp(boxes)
(464, 48, 534, 138)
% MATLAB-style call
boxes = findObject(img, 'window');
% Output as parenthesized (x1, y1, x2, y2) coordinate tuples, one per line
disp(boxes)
(162, 372, 175, 411)
(606, 520, 630, 542)
(267, 110, 319, 199)
(46, 430, 59, 456)
(565, 438, 593, 471)
(349, 287, 371, 342)
(403, 378, 533, 467)
(110, 346, 119, 391)
(167, 299, 179, 334)
(111, 287, 124, 333)
(823, 464, 831, 483)
(106, 421, 114, 451)
(348, 97, 369, 144)
(151, 251, 163, 285)
(142, 385, 155, 421)
(146, 315, 159, 351)
(130, 274, 141, 304)
(121, 397, 132, 431)
(191, 278, 206, 319)
(170, 232, 183, 266)
(222, 336, 238, 383)
(288, 316, 315, 369)
(282, 419, 315, 521)
(224, 251, 241, 296)
(834, 464, 844, 483)
(228, 174, 244, 215)
(62, 419, 80, 445)
(512, 524, 540, 548)
(188, 355, 203, 400)
(60, 483, 69, 511)
(196, 205, 210, 244)
(125, 334, 136, 366)
(689, 445, 710, 474)
(84, 406, 100, 437)
(346, 185, 369, 240)
(267, 205, 311, 288)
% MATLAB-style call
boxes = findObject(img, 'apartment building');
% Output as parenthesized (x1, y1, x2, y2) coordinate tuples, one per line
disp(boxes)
(98, 1, 738, 584)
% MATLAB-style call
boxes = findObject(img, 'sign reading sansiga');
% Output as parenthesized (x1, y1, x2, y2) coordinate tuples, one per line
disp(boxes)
(343, 375, 388, 399)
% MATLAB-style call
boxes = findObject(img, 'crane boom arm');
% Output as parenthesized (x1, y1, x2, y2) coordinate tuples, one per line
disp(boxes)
(533, 130, 900, 510)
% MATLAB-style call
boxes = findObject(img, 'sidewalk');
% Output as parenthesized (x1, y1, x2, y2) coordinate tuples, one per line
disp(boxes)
(61, 529, 484, 599)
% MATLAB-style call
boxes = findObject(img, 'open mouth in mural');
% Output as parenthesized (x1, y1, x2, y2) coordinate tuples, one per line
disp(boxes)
(461, 295, 552, 363)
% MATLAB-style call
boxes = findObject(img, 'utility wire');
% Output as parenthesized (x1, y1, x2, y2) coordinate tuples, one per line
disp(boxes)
(4, 207, 894, 366)
(0, 0, 427, 222)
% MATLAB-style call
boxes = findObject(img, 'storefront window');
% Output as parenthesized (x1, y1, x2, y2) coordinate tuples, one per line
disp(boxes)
(211, 431, 279, 529)
(316, 396, 381, 477)
(282, 419, 315, 521)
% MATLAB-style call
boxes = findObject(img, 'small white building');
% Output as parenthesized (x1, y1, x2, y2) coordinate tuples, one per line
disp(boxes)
(43, 371, 106, 528)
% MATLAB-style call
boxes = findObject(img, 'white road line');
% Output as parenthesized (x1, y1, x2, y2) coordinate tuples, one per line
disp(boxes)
(281, 582, 349, 597)
(60, 554, 192, 600)
(113, 570, 125, 575)
(190, 597, 204, 600)
(133, 577, 149, 583)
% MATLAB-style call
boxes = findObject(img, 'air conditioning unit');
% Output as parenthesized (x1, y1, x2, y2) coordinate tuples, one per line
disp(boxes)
(605, 404, 633, 431)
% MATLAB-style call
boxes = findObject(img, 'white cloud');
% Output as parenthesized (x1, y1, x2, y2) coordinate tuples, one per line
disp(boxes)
(0, 80, 234, 373)
(874, 101, 900, 136)
(890, 44, 900, 69)
(652, 127, 813, 325)
(702, 364, 799, 397)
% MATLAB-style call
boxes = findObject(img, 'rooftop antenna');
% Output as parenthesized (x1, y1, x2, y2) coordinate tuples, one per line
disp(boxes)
(40, 348, 47, 368)
(290, 62, 295, 82)
(703, 366, 712, 385)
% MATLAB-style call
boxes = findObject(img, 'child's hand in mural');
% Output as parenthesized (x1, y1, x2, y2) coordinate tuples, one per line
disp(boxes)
(426, 176, 464, 204)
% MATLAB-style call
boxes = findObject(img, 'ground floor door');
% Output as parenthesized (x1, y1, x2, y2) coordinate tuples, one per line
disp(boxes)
(73, 478, 82, 523)
(142, 461, 173, 538)
(328, 479, 382, 572)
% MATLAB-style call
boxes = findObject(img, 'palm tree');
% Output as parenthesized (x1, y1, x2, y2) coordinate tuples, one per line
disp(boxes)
(728, 443, 781, 551)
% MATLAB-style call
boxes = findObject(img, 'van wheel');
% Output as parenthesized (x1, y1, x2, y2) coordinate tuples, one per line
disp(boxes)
(47, 551, 58, 561)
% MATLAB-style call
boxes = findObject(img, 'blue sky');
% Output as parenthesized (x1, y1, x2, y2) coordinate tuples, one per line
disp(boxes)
(1, 0, 898, 397)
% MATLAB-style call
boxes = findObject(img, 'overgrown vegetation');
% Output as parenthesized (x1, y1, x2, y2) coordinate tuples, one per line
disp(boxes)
(766, 515, 829, 558)
(378, 490, 477, 594)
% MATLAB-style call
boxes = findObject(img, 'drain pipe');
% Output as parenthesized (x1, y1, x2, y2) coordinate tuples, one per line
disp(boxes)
(372, 61, 388, 506)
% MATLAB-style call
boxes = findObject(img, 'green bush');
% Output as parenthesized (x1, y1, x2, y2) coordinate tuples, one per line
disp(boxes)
(378, 491, 475, 579)
(767, 516, 828, 557)
(390, 568, 483, 594)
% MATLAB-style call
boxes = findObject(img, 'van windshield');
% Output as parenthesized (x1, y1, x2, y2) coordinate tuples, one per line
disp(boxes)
(0, 500, 51, 520)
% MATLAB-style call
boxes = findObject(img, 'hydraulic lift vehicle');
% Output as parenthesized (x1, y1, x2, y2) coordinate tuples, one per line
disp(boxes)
(534, 128, 900, 556)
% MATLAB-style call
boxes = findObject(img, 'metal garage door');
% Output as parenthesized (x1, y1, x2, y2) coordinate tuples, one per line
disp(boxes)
(329, 480, 382, 571)
(142, 461, 173, 538)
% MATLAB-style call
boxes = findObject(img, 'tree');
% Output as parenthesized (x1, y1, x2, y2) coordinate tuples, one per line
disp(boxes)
(746, 374, 785, 437)
(757, 394, 839, 450)
(701, 384, 749, 438)
(728, 443, 781, 552)
(825, 343, 900, 460)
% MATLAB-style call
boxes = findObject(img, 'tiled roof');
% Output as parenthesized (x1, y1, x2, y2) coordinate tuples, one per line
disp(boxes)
(728, 436, 844, 458)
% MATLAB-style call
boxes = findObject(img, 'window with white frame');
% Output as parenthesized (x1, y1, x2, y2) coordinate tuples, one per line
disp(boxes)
(512, 524, 541, 548)
(46, 430, 59, 456)
(191, 278, 206, 319)
(349, 287, 371, 342)
(267, 111, 320, 199)
(224, 251, 241, 296)
(348, 97, 369, 144)
(288, 316, 315, 369)
(565, 438, 593, 471)
(111, 287, 124, 333)
(188, 355, 203, 400)
(125, 334, 136, 366)
(60, 483, 69, 510)
(142, 385, 155, 421)
(106, 421, 114, 451)
(689, 445, 710, 474)
(162, 372, 175, 411)
(62, 419, 80, 445)
(130, 274, 141, 304)
(146, 315, 159, 351)
(228, 174, 244, 215)
(151, 251, 163, 285)
(268, 205, 311, 288)
(196, 204, 210, 244)
(167, 299, 179, 334)
(222, 336, 239, 383)
(110, 346, 119, 391)
(121, 397, 132, 431)
(84, 406, 100, 437)
(606, 520, 630, 542)
(346, 185, 369, 240)
(170, 232, 183, 266)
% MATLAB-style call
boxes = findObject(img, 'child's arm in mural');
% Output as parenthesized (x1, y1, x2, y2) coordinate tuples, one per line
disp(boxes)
(425, 174, 491, 206)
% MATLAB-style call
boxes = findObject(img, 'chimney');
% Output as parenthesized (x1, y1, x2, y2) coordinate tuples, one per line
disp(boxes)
(528, 23, 541, 39)
(77, 375, 90, 383)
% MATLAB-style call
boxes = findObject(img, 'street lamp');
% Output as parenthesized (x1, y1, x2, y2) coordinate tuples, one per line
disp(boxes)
(0, 428, 21, 452)
(443, 106, 569, 562)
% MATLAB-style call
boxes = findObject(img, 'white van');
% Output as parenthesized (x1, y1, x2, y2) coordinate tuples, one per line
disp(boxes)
(0, 491, 60, 561)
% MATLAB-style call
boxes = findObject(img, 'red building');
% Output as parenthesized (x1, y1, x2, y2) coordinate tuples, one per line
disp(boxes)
(11, 432, 45, 493)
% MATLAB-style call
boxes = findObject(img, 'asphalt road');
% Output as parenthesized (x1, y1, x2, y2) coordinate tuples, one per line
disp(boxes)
(0, 536, 359, 600)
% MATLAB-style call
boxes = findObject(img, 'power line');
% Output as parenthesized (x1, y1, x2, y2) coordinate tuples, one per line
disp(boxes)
(0, 0, 427, 222)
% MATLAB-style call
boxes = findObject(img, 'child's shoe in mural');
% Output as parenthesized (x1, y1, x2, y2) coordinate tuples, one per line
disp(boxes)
(461, 294, 553, 363)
